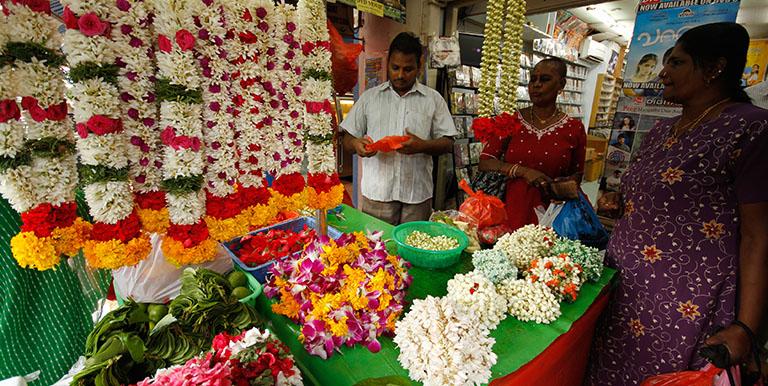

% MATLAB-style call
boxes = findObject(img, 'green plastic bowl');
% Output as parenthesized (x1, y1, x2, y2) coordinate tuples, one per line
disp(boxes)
(393, 221, 469, 269)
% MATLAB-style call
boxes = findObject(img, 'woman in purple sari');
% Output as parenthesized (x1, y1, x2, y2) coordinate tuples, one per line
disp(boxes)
(587, 23, 768, 385)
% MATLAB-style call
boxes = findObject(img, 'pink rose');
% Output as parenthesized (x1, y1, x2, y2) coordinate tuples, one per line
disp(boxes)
(78, 12, 109, 37)
(175, 29, 195, 51)
(173, 136, 192, 150)
(62, 6, 78, 29)
(0, 99, 21, 123)
(157, 34, 172, 53)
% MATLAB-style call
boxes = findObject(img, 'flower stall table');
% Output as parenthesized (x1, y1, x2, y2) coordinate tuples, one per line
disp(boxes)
(254, 205, 617, 386)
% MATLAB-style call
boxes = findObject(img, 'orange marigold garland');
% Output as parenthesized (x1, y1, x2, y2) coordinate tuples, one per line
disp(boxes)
(135, 191, 170, 234)
(306, 172, 343, 211)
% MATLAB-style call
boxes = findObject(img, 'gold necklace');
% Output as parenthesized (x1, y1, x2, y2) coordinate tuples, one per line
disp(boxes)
(531, 108, 559, 125)
(670, 98, 730, 139)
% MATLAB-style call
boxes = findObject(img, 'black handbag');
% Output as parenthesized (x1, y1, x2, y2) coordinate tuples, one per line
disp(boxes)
(470, 137, 511, 200)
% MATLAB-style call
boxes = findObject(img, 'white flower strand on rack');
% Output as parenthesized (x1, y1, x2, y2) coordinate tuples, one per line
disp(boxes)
(273, 3, 304, 178)
(394, 296, 498, 386)
(493, 224, 557, 271)
(196, 0, 238, 197)
(114, 0, 163, 196)
(477, 0, 506, 117)
(498, 0, 525, 113)
(497, 279, 562, 324)
(298, 0, 336, 177)
(445, 271, 508, 331)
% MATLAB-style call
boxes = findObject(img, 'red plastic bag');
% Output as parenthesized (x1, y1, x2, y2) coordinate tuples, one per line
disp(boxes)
(328, 20, 363, 96)
(365, 135, 411, 152)
(458, 179, 507, 229)
(478, 223, 513, 245)
(641, 364, 722, 386)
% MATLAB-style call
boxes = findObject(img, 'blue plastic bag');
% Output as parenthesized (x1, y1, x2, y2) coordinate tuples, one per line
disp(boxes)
(552, 192, 610, 249)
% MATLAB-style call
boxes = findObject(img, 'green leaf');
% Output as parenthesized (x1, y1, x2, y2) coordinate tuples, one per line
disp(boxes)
(27, 137, 75, 158)
(303, 68, 333, 82)
(0, 151, 31, 172)
(70, 61, 120, 86)
(305, 132, 334, 144)
(156, 78, 202, 104)
(161, 175, 203, 194)
(354, 376, 414, 386)
(0, 42, 65, 67)
(79, 164, 129, 185)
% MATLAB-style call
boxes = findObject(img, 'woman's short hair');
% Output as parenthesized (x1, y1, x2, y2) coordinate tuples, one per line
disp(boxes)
(676, 22, 751, 103)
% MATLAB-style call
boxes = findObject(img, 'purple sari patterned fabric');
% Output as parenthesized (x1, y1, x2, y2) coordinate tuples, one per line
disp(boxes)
(587, 103, 768, 385)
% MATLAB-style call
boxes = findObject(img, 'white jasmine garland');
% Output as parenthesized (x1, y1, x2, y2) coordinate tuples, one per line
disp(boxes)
(0, 166, 37, 213)
(551, 238, 605, 282)
(30, 155, 78, 206)
(83, 181, 136, 224)
(4, 3, 61, 49)
(64, 0, 115, 18)
(394, 296, 497, 386)
(162, 147, 206, 178)
(445, 271, 508, 331)
(0, 122, 26, 158)
(493, 224, 557, 271)
(23, 119, 74, 144)
(159, 102, 204, 137)
(62, 32, 118, 67)
(478, 0, 506, 116)
(13, 61, 67, 107)
(304, 142, 336, 174)
(77, 134, 130, 169)
(526, 253, 584, 302)
(497, 279, 561, 324)
(166, 190, 206, 225)
(472, 248, 518, 284)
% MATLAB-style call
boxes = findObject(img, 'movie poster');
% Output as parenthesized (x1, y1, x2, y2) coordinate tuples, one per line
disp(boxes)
(744, 39, 768, 87)
(623, 0, 740, 97)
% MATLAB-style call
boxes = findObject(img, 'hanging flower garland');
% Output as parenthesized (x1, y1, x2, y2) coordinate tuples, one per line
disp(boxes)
(265, 232, 412, 359)
(496, 278, 561, 324)
(394, 296, 497, 386)
(196, 0, 245, 242)
(152, 0, 217, 265)
(62, 0, 152, 269)
(268, 4, 308, 213)
(113, 0, 169, 234)
(299, 0, 343, 211)
(225, 0, 278, 230)
(0, 1, 89, 271)
(477, 0, 506, 117)
(493, 224, 557, 271)
(498, 0, 525, 113)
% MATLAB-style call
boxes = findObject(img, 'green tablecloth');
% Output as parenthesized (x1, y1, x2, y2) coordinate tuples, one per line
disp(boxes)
(256, 205, 616, 386)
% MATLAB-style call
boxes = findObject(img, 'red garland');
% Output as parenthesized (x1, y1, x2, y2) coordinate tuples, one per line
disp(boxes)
(304, 100, 333, 115)
(91, 210, 142, 243)
(75, 114, 124, 138)
(135, 190, 166, 210)
(471, 112, 522, 144)
(20, 97, 67, 122)
(240, 185, 271, 207)
(206, 191, 242, 219)
(0, 99, 21, 123)
(167, 220, 210, 247)
(307, 172, 340, 194)
(272, 173, 305, 197)
(20, 202, 78, 237)
(4, 0, 51, 15)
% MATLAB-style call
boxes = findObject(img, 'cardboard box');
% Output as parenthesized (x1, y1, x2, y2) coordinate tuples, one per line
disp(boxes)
(584, 156, 604, 182)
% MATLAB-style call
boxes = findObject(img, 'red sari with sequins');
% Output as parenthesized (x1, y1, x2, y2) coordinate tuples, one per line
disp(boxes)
(480, 111, 586, 230)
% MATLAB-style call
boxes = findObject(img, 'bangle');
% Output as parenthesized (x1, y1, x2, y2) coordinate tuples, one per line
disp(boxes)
(510, 164, 520, 177)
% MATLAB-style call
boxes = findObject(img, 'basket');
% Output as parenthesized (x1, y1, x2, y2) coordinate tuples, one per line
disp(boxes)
(392, 221, 469, 269)
(223, 216, 342, 283)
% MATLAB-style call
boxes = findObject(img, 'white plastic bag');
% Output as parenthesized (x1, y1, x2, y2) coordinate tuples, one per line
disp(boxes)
(50, 357, 84, 386)
(112, 233, 234, 303)
(535, 203, 564, 228)
(429, 35, 460, 69)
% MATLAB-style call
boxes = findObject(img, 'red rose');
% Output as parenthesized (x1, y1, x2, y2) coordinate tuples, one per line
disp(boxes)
(136, 190, 166, 210)
(20, 202, 77, 237)
(0, 99, 21, 123)
(174, 29, 195, 51)
(240, 185, 270, 207)
(307, 172, 340, 193)
(172, 136, 192, 150)
(87, 115, 122, 135)
(167, 221, 209, 246)
(45, 102, 68, 121)
(62, 6, 79, 29)
(24, 98, 48, 122)
(160, 126, 175, 145)
(92, 211, 141, 243)
(272, 172, 305, 197)
(78, 12, 109, 37)
(19, 0, 50, 14)
(157, 34, 172, 53)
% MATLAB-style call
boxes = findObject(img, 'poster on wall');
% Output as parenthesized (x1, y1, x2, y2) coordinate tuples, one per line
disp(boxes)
(364, 53, 386, 90)
(623, 0, 741, 97)
(744, 39, 768, 87)
(337, 0, 406, 24)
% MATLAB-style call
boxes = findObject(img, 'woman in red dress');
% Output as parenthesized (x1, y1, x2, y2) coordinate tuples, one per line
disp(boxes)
(478, 58, 586, 230)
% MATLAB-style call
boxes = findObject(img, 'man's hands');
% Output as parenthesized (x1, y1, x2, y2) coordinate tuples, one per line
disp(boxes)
(346, 135, 377, 158)
(397, 129, 426, 155)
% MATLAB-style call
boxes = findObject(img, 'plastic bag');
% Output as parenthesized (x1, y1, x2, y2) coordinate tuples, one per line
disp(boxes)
(641, 364, 727, 386)
(478, 224, 513, 246)
(328, 20, 363, 96)
(365, 135, 411, 153)
(112, 233, 234, 304)
(458, 179, 507, 229)
(430, 210, 481, 253)
(428, 35, 460, 69)
(552, 192, 610, 249)
(535, 203, 564, 228)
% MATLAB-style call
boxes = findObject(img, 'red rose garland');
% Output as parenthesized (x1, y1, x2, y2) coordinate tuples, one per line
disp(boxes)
(62, 0, 151, 269)
(1, 0, 90, 270)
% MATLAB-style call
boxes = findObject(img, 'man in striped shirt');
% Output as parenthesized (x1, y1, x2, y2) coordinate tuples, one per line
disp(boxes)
(341, 32, 457, 225)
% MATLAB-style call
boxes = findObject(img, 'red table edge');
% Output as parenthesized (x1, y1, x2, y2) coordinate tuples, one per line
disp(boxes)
(490, 286, 612, 386)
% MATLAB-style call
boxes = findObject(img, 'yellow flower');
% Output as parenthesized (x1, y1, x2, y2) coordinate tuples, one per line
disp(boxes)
(307, 184, 344, 211)
(161, 237, 218, 266)
(206, 215, 249, 242)
(242, 204, 278, 231)
(10, 231, 60, 271)
(328, 316, 349, 337)
(677, 300, 701, 321)
(137, 207, 169, 234)
(52, 217, 92, 257)
(700, 220, 725, 240)
(269, 188, 308, 213)
(84, 234, 152, 269)
(272, 287, 301, 319)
